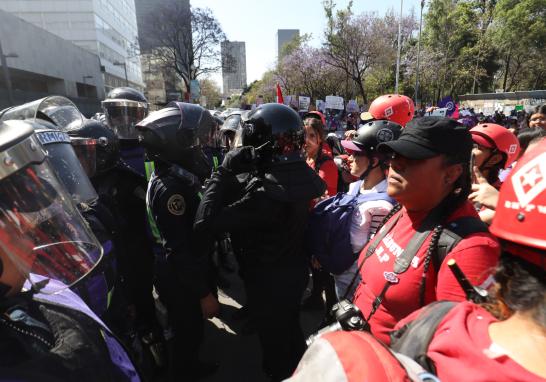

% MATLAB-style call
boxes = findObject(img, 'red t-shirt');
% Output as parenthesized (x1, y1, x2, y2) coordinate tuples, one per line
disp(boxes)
(396, 302, 546, 382)
(352, 201, 500, 344)
(307, 144, 339, 202)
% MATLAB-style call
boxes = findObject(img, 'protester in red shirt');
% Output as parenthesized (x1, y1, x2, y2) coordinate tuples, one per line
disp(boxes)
(352, 116, 500, 344)
(468, 123, 520, 224)
(304, 116, 338, 199)
(288, 124, 546, 382)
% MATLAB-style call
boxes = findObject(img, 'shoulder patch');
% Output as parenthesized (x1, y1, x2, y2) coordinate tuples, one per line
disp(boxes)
(167, 194, 186, 216)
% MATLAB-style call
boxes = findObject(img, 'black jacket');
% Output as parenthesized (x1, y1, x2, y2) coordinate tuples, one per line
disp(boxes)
(147, 163, 212, 298)
(0, 292, 135, 381)
(194, 159, 326, 268)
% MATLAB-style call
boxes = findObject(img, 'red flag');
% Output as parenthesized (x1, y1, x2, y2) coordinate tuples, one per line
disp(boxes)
(276, 83, 284, 104)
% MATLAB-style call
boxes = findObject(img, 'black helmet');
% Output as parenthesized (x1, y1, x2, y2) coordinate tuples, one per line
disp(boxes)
(68, 119, 120, 176)
(233, 103, 304, 161)
(136, 102, 215, 179)
(102, 87, 149, 140)
(106, 87, 148, 103)
(341, 120, 402, 158)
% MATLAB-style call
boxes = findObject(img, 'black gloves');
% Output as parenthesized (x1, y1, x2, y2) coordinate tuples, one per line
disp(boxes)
(220, 146, 257, 175)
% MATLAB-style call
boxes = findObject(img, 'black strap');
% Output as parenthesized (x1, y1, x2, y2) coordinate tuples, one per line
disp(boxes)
(434, 216, 489, 271)
(341, 210, 402, 300)
(365, 208, 444, 321)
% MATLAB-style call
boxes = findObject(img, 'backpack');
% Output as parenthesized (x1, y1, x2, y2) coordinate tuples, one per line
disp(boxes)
(306, 180, 395, 275)
(390, 301, 457, 375)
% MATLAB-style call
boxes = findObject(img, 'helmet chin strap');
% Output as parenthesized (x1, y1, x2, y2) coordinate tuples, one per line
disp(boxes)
(478, 149, 499, 174)
(359, 157, 379, 180)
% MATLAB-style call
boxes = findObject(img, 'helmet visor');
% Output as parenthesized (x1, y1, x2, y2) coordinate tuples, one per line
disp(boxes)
(70, 137, 98, 179)
(102, 100, 148, 139)
(36, 131, 98, 205)
(0, 161, 102, 293)
(0, 96, 84, 131)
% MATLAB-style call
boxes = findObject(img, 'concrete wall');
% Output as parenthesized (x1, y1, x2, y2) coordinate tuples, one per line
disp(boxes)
(0, 9, 105, 105)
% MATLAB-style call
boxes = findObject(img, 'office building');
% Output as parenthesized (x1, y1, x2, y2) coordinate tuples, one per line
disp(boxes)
(0, 0, 145, 94)
(221, 41, 246, 96)
(277, 29, 299, 59)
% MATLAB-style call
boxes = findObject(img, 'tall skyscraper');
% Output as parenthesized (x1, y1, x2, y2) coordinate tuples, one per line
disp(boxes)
(277, 29, 300, 59)
(221, 41, 247, 96)
(134, 0, 190, 53)
(0, 0, 145, 94)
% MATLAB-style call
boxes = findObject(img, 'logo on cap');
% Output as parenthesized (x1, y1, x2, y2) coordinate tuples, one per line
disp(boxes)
(508, 144, 518, 154)
(384, 106, 394, 118)
(512, 152, 546, 207)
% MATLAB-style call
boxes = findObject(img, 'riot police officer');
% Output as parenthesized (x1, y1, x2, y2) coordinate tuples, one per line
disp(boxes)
(23, 119, 120, 322)
(194, 103, 327, 381)
(0, 119, 141, 381)
(67, 119, 164, 376)
(136, 102, 219, 381)
(101, 87, 149, 176)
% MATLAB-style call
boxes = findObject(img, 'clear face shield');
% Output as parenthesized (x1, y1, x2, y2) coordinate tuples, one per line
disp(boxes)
(0, 96, 84, 131)
(0, 134, 102, 293)
(35, 131, 98, 205)
(102, 99, 148, 139)
(70, 137, 98, 179)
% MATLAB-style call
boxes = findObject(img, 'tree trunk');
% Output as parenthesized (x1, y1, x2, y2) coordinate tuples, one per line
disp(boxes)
(502, 50, 511, 92)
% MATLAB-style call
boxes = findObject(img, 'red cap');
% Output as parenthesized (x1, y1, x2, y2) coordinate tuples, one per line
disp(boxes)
(490, 139, 546, 267)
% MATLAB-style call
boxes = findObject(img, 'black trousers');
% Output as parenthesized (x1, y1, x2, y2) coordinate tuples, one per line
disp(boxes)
(154, 256, 204, 381)
(245, 262, 309, 382)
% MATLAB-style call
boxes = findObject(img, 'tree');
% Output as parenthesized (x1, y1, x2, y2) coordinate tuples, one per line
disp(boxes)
(144, 4, 226, 93)
(322, 1, 416, 103)
(199, 78, 222, 108)
(493, 0, 546, 91)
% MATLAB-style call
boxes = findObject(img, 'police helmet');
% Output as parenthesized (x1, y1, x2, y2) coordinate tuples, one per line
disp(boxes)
(233, 103, 304, 161)
(68, 119, 120, 176)
(102, 87, 149, 140)
(136, 102, 215, 179)
(0, 120, 103, 293)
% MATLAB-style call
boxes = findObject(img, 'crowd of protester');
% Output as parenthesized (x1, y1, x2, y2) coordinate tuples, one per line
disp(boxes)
(0, 88, 544, 382)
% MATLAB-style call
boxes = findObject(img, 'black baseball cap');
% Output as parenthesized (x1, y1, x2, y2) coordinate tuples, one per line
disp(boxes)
(377, 116, 473, 160)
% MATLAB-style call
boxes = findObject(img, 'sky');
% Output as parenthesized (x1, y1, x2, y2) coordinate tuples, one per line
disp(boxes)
(190, 0, 423, 90)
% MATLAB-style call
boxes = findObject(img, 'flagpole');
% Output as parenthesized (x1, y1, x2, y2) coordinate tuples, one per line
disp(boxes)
(395, 0, 403, 94)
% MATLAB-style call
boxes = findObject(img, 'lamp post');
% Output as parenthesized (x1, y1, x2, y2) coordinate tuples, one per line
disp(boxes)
(113, 61, 128, 86)
(395, 0, 404, 94)
(414, 0, 425, 108)
(0, 40, 18, 106)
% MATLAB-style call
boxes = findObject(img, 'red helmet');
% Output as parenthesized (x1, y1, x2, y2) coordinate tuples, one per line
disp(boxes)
(304, 111, 326, 126)
(368, 94, 415, 127)
(470, 123, 520, 168)
(490, 139, 546, 268)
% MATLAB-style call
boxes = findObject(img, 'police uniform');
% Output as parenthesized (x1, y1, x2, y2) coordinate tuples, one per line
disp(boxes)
(91, 161, 158, 339)
(147, 161, 213, 378)
(195, 158, 326, 381)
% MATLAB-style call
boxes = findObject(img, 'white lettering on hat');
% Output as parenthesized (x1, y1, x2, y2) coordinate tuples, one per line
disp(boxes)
(511, 152, 546, 207)
(508, 144, 518, 154)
